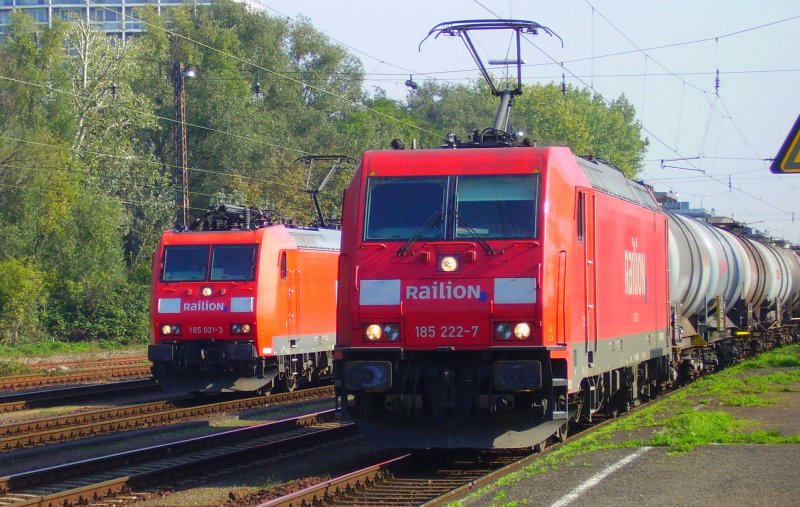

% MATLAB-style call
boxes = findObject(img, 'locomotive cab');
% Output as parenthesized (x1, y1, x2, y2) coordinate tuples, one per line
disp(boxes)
(149, 238, 268, 392)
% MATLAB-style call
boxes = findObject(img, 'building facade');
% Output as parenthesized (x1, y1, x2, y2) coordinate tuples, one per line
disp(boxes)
(0, 0, 239, 40)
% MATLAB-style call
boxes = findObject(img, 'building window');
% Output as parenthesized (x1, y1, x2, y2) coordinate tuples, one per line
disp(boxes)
(26, 8, 48, 22)
(90, 6, 120, 22)
(54, 7, 83, 21)
(15, 0, 46, 6)
(124, 6, 143, 28)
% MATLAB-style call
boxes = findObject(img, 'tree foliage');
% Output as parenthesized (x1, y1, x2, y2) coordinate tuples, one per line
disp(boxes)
(0, 1, 647, 345)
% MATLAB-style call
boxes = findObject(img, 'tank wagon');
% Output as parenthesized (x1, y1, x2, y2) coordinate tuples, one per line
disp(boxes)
(333, 19, 800, 448)
(149, 204, 339, 393)
(667, 212, 800, 377)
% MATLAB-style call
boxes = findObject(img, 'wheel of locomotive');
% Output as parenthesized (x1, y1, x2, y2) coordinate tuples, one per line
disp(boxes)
(279, 356, 299, 392)
(256, 381, 274, 397)
(532, 397, 548, 419)
(283, 373, 298, 392)
(556, 422, 569, 443)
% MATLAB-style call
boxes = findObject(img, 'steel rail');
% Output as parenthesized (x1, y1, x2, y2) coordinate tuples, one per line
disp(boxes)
(0, 410, 353, 506)
(0, 385, 335, 451)
(0, 379, 158, 414)
(0, 365, 152, 390)
(26, 356, 149, 371)
(256, 449, 531, 507)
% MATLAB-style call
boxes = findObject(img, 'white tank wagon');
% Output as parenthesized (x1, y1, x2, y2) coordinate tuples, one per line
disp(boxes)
(666, 211, 800, 377)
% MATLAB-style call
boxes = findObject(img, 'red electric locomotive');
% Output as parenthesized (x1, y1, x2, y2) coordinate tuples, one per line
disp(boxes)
(335, 143, 670, 448)
(149, 204, 339, 393)
(334, 20, 672, 448)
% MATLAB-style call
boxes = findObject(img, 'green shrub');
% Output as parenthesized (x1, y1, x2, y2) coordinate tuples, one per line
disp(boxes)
(0, 259, 47, 345)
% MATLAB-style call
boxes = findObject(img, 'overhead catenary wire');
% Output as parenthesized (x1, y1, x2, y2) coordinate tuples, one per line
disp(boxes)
(258, 1, 463, 89)
(472, 0, 800, 239)
(498, 2, 798, 228)
(6, 2, 797, 238)
(576, 2, 796, 224)
(0, 164, 333, 220)
(471, 0, 796, 239)
(0, 74, 314, 157)
(0, 134, 343, 200)
(87, 2, 444, 144)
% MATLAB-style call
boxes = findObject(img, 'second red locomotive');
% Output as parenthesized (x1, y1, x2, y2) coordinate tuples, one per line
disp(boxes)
(148, 205, 339, 393)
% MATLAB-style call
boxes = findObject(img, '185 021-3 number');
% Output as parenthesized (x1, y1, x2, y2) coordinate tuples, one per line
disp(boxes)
(415, 325, 479, 338)
(189, 326, 224, 334)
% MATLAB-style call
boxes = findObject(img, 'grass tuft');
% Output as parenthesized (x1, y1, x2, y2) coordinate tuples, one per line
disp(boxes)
(720, 394, 775, 407)
(0, 360, 34, 376)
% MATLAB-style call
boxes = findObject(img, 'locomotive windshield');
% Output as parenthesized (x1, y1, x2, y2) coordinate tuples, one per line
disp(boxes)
(162, 245, 209, 282)
(161, 244, 257, 282)
(364, 174, 539, 241)
(365, 177, 447, 241)
(210, 244, 257, 281)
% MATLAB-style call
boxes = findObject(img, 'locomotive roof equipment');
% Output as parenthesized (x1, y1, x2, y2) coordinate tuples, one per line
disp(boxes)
(294, 154, 356, 229)
(420, 19, 561, 147)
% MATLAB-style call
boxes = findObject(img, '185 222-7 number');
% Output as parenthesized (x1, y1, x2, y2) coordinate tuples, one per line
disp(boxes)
(415, 325, 479, 338)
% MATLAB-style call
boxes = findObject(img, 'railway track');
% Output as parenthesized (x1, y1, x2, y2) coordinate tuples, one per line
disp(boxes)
(0, 410, 353, 507)
(256, 448, 533, 507)
(0, 365, 152, 391)
(26, 356, 149, 372)
(0, 379, 159, 414)
(0, 385, 335, 450)
(250, 393, 657, 506)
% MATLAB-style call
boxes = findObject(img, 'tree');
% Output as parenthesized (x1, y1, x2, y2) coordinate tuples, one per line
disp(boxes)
(0, 2, 649, 346)
(406, 81, 648, 177)
(0, 259, 47, 344)
(514, 84, 648, 177)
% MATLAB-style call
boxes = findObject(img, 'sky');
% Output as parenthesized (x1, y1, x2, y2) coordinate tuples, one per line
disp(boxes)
(258, 0, 800, 244)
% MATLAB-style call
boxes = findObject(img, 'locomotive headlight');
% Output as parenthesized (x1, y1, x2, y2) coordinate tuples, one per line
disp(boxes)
(495, 322, 530, 341)
(231, 323, 252, 335)
(495, 323, 512, 340)
(514, 322, 531, 339)
(364, 323, 401, 342)
(383, 323, 400, 341)
(437, 254, 459, 272)
(365, 324, 383, 341)
(201, 286, 213, 297)
(160, 324, 181, 336)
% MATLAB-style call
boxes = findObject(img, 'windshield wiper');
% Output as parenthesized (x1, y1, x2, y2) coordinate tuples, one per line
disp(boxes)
(397, 209, 444, 256)
(454, 213, 496, 255)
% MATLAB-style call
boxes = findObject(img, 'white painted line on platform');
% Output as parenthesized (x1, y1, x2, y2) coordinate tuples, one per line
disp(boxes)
(549, 446, 652, 507)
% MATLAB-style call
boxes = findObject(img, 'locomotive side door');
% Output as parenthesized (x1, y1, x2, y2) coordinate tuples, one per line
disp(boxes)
(284, 251, 300, 342)
(578, 189, 598, 354)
